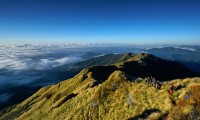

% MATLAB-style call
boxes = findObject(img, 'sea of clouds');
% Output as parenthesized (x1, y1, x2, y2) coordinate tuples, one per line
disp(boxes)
(0, 44, 82, 87)
(0, 43, 145, 106)
(2, 43, 198, 107)
(0, 44, 91, 105)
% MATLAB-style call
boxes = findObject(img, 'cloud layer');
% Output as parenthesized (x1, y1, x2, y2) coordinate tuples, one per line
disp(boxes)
(0, 44, 144, 107)
(0, 45, 85, 87)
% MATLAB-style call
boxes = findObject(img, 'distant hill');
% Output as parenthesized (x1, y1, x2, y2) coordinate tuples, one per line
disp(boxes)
(180, 45, 200, 51)
(83, 53, 199, 82)
(1, 53, 200, 120)
(148, 47, 200, 72)
(64, 53, 199, 83)
(72, 53, 134, 69)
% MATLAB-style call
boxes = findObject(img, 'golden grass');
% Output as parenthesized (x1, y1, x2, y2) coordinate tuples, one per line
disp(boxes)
(1, 70, 200, 120)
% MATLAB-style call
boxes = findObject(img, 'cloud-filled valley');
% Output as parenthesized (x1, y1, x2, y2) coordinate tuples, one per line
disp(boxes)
(1, 44, 200, 109)
(0, 44, 145, 108)
(0, 46, 81, 87)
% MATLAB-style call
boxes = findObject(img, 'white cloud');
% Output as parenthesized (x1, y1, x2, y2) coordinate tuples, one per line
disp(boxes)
(0, 45, 83, 88)
(39, 56, 80, 69)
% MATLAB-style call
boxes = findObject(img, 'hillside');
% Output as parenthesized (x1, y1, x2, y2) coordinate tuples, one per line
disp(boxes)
(1, 53, 200, 120)
(47, 53, 134, 83)
(0, 53, 134, 110)
(148, 47, 200, 72)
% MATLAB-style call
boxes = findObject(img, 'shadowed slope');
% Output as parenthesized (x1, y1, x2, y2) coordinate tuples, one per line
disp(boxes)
(118, 53, 199, 81)
(84, 53, 200, 82)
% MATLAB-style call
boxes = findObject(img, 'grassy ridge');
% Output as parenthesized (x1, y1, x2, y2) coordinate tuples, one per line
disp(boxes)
(1, 71, 200, 120)
(1, 53, 200, 120)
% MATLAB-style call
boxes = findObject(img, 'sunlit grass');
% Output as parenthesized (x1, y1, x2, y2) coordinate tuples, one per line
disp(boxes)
(1, 69, 200, 120)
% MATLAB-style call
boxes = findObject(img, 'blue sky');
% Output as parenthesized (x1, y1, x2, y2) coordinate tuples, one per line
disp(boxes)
(0, 0, 200, 44)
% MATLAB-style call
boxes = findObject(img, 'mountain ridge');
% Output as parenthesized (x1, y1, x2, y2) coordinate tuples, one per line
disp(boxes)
(82, 53, 199, 82)
(1, 53, 200, 120)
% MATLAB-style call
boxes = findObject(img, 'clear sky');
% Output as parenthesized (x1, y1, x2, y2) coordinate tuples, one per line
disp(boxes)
(0, 0, 200, 45)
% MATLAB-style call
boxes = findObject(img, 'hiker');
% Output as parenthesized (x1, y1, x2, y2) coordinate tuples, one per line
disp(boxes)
(169, 89, 173, 96)
(152, 77, 156, 87)
(156, 81, 162, 90)
(150, 77, 154, 83)
(144, 77, 147, 83)
(135, 77, 140, 83)
(147, 77, 151, 84)
(175, 83, 183, 90)
(144, 77, 148, 83)
(159, 81, 162, 89)
(169, 84, 175, 95)
(155, 81, 158, 88)
(170, 84, 175, 90)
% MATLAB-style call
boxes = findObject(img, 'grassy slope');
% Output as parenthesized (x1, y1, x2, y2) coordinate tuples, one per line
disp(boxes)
(1, 54, 200, 120)
(1, 73, 200, 120)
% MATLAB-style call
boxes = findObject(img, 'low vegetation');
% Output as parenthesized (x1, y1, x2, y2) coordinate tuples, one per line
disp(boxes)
(1, 53, 200, 120)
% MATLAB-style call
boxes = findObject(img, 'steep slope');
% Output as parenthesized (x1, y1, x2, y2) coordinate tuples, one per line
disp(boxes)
(74, 53, 134, 67)
(0, 53, 134, 110)
(52, 53, 134, 82)
(1, 53, 200, 120)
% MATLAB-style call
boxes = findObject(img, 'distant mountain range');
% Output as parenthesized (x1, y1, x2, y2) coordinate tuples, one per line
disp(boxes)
(180, 45, 200, 51)
(148, 47, 200, 72)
